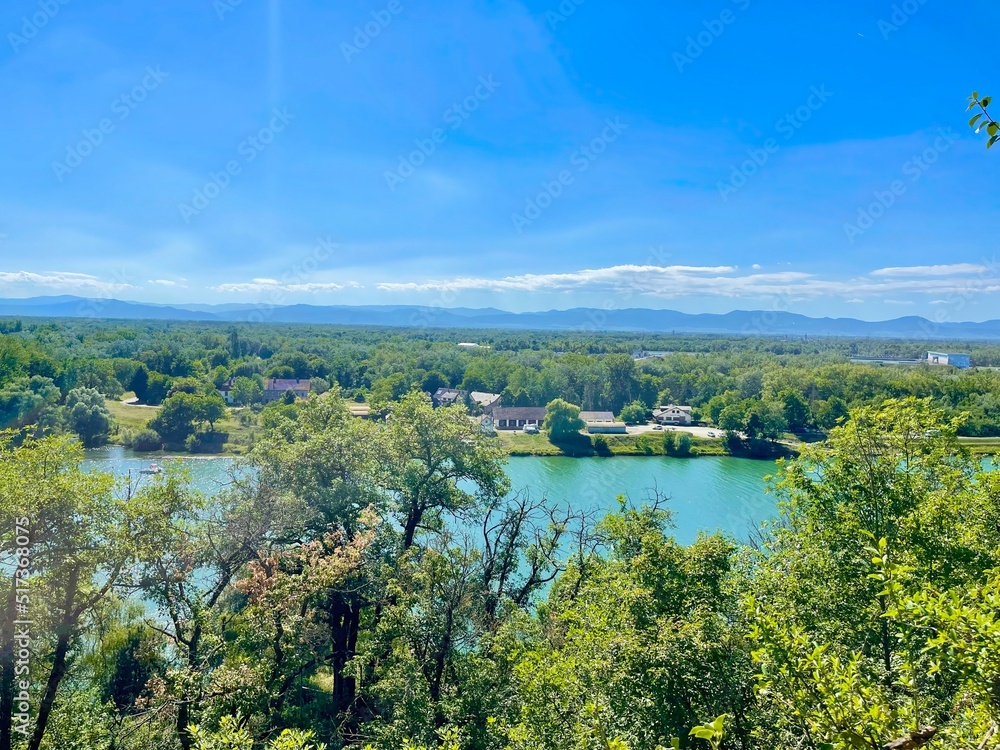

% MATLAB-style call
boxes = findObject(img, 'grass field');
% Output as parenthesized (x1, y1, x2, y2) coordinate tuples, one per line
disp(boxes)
(496, 430, 728, 458)
(106, 399, 256, 455)
(958, 437, 1000, 456)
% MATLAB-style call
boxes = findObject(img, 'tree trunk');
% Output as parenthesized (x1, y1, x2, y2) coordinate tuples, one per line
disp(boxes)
(176, 622, 202, 750)
(402, 502, 423, 551)
(27, 565, 80, 750)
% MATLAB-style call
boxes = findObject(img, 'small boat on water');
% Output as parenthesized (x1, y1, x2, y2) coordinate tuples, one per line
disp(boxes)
(139, 463, 163, 475)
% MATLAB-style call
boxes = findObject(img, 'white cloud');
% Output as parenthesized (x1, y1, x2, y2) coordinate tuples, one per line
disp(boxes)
(374, 263, 1000, 302)
(148, 279, 187, 287)
(871, 264, 990, 277)
(884, 299, 916, 305)
(752, 263, 762, 270)
(0, 271, 133, 293)
(214, 278, 363, 293)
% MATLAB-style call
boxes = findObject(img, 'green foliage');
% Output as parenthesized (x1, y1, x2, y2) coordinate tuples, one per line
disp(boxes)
(149, 391, 227, 443)
(968, 91, 1000, 149)
(189, 717, 326, 750)
(543, 398, 585, 441)
(0, 375, 61, 436)
(619, 400, 651, 425)
(62, 386, 112, 446)
(128, 427, 162, 451)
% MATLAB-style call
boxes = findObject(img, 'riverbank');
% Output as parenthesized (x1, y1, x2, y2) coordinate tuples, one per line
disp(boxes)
(498, 430, 733, 458)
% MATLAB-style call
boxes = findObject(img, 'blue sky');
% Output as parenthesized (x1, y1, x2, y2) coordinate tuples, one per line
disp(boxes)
(2, 0, 1000, 320)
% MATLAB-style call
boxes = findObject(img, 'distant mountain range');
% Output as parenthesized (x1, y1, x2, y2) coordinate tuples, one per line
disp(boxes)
(0, 296, 998, 340)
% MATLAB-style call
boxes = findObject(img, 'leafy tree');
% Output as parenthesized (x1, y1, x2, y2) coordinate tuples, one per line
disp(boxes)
(149, 393, 202, 443)
(0, 376, 61, 437)
(780, 389, 811, 432)
(62, 386, 113, 447)
(196, 393, 226, 432)
(509, 500, 751, 750)
(0, 434, 188, 750)
(816, 396, 849, 430)
(749, 398, 999, 748)
(619, 400, 651, 425)
(543, 399, 585, 441)
(144, 372, 172, 405)
(230, 376, 263, 406)
(128, 364, 149, 402)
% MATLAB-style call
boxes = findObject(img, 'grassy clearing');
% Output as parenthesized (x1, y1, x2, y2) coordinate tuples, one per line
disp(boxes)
(106, 400, 256, 455)
(496, 430, 728, 458)
(958, 437, 1000, 456)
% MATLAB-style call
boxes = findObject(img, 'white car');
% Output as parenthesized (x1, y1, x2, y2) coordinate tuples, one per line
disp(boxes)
(707, 431, 717, 438)
(652, 425, 663, 431)
(524, 425, 540, 435)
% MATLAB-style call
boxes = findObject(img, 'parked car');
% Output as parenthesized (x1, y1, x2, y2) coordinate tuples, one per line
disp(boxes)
(652, 425, 663, 431)
(524, 424, 540, 434)
(707, 431, 717, 438)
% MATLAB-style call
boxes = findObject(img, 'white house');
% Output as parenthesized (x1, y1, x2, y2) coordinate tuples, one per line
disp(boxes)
(652, 405, 693, 426)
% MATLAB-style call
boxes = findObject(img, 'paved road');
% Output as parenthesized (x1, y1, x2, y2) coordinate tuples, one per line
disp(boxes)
(626, 423, 722, 439)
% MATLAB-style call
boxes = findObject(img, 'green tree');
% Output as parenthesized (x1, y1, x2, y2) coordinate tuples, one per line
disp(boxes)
(619, 400, 651, 425)
(0, 434, 188, 750)
(196, 393, 226, 432)
(230, 376, 263, 406)
(780, 389, 811, 432)
(62, 386, 113, 447)
(149, 393, 202, 443)
(543, 399, 585, 441)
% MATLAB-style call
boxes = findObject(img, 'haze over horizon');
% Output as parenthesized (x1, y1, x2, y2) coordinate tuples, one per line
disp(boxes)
(2, 0, 1000, 320)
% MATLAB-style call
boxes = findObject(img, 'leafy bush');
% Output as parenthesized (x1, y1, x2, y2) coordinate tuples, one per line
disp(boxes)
(592, 435, 611, 455)
(129, 428, 162, 452)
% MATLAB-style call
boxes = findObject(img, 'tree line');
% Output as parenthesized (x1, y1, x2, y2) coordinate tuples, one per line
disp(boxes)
(4, 320, 1000, 450)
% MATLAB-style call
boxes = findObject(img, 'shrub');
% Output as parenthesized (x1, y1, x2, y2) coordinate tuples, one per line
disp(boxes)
(676, 432, 693, 457)
(663, 431, 678, 454)
(129, 429, 162, 452)
(591, 435, 611, 456)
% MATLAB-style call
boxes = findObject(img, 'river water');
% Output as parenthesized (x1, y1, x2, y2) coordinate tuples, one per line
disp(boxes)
(83, 448, 780, 544)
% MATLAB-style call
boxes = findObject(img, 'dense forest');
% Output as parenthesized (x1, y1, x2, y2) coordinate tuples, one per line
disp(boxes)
(0, 393, 997, 749)
(4, 318, 1000, 455)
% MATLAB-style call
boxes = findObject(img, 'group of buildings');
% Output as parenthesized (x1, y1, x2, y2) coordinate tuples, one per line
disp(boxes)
(219, 378, 313, 404)
(217, 379, 694, 436)
(431, 388, 693, 435)
(848, 351, 973, 369)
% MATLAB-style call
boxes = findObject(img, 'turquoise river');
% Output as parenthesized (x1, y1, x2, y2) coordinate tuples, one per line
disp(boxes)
(83, 448, 780, 544)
